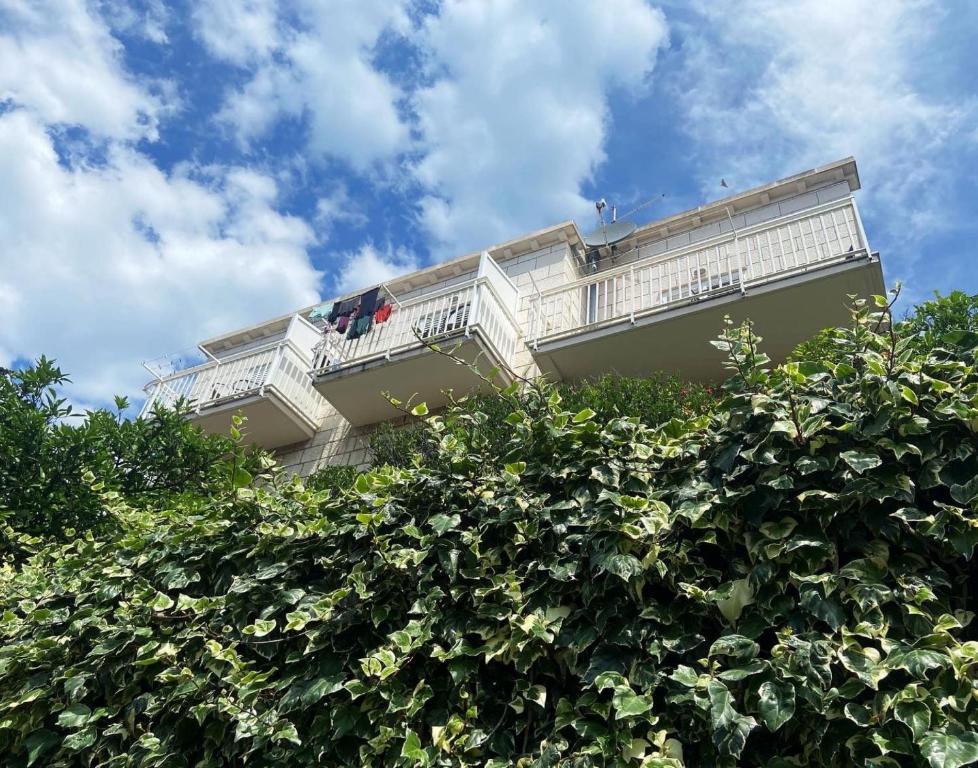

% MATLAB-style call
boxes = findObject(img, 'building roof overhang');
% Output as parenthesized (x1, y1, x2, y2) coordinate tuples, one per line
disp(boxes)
(631, 157, 859, 245)
(199, 159, 858, 353)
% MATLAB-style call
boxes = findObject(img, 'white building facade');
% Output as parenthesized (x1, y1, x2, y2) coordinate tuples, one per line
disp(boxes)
(141, 159, 884, 474)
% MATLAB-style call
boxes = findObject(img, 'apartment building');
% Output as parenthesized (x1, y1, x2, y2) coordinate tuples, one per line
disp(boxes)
(140, 158, 884, 474)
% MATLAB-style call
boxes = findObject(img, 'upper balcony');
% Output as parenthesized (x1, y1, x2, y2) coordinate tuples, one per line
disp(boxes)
(526, 195, 884, 382)
(140, 315, 327, 449)
(311, 252, 521, 426)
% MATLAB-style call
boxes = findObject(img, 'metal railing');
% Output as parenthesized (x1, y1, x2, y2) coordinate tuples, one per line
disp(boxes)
(312, 276, 520, 375)
(140, 337, 325, 425)
(528, 199, 865, 345)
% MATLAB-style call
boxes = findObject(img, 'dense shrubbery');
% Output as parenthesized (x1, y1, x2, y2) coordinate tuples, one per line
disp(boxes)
(2, 293, 978, 766)
(902, 291, 978, 352)
(305, 463, 359, 491)
(790, 289, 978, 365)
(0, 358, 246, 553)
(368, 374, 717, 470)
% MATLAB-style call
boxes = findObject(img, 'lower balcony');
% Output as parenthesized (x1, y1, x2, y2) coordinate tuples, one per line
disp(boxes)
(311, 268, 521, 426)
(527, 200, 885, 382)
(141, 337, 326, 449)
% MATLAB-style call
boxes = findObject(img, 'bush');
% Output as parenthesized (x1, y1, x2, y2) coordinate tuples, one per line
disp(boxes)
(369, 420, 438, 468)
(787, 326, 848, 364)
(368, 373, 717, 470)
(305, 464, 359, 491)
(557, 372, 717, 424)
(0, 358, 244, 551)
(791, 290, 978, 364)
(901, 290, 978, 352)
(2, 296, 977, 766)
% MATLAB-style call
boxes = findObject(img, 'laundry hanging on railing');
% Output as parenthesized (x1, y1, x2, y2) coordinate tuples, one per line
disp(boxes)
(345, 308, 363, 340)
(346, 311, 373, 341)
(310, 286, 394, 350)
(359, 287, 381, 317)
(308, 302, 334, 322)
(373, 299, 392, 324)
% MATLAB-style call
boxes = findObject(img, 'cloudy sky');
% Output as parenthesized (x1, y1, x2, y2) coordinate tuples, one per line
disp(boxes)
(1, 0, 976, 408)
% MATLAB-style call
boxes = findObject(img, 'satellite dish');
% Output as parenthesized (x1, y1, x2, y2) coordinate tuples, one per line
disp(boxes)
(582, 219, 637, 248)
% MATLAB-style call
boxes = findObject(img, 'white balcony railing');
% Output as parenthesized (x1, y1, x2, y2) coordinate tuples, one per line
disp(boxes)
(313, 268, 520, 376)
(528, 199, 865, 345)
(140, 336, 325, 427)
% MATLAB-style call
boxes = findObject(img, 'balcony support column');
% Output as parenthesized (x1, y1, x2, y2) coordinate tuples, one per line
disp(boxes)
(851, 197, 872, 255)
(725, 206, 747, 297)
(466, 281, 480, 338)
(262, 343, 284, 398)
(629, 266, 636, 324)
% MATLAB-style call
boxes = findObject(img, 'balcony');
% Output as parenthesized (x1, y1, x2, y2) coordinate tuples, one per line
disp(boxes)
(527, 198, 885, 382)
(141, 316, 327, 449)
(311, 252, 521, 426)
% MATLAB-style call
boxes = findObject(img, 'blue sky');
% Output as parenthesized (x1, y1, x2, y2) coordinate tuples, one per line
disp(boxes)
(1, 0, 976, 407)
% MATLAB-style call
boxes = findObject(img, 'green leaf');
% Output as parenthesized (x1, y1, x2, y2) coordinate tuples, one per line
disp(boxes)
(757, 680, 795, 732)
(950, 475, 978, 505)
(254, 561, 288, 580)
(716, 578, 754, 624)
(243, 618, 276, 637)
(839, 645, 887, 689)
(759, 517, 797, 540)
(709, 634, 759, 661)
(888, 648, 948, 677)
(718, 661, 766, 681)
(600, 553, 644, 582)
(401, 729, 429, 766)
(285, 610, 311, 632)
(670, 665, 701, 687)
(572, 408, 596, 423)
(301, 675, 345, 704)
(411, 403, 429, 416)
(894, 700, 930, 741)
(429, 513, 461, 534)
(355, 474, 371, 493)
(63, 727, 97, 752)
(612, 687, 652, 719)
(594, 671, 627, 691)
(707, 680, 757, 758)
(919, 731, 978, 768)
(150, 592, 174, 612)
(25, 729, 60, 766)
(57, 703, 92, 729)
(840, 450, 882, 474)
(232, 466, 252, 488)
(272, 721, 301, 745)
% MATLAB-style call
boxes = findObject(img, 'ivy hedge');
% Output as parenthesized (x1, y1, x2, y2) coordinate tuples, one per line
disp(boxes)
(1, 295, 978, 766)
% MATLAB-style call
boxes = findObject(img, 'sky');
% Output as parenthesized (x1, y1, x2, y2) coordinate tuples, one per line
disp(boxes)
(1, 0, 976, 409)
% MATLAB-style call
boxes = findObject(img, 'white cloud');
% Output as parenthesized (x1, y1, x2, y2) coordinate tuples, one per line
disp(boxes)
(332, 243, 419, 295)
(411, 0, 668, 256)
(196, 0, 411, 169)
(192, 0, 277, 65)
(0, 0, 167, 140)
(673, 0, 976, 286)
(102, 0, 170, 44)
(0, 109, 321, 405)
(315, 183, 369, 232)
